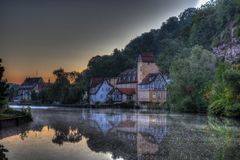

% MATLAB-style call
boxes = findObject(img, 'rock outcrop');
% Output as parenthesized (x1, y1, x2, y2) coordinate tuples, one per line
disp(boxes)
(213, 38, 240, 63)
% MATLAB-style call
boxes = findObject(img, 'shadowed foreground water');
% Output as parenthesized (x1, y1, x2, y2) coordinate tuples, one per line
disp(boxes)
(0, 107, 240, 160)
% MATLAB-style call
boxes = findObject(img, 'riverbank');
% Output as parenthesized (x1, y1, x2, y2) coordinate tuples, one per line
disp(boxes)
(10, 103, 141, 109)
(11, 101, 169, 109)
(0, 108, 32, 129)
(0, 115, 32, 129)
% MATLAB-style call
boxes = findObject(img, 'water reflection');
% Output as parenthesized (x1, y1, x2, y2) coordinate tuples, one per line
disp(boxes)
(0, 108, 240, 160)
(52, 128, 82, 145)
(0, 145, 8, 160)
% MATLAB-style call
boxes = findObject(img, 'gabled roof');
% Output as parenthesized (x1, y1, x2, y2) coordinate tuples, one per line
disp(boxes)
(139, 53, 155, 63)
(90, 78, 104, 88)
(108, 88, 120, 95)
(90, 79, 113, 95)
(116, 68, 137, 84)
(21, 77, 43, 86)
(20, 77, 44, 90)
(108, 87, 136, 96)
(139, 73, 166, 85)
(118, 88, 136, 96)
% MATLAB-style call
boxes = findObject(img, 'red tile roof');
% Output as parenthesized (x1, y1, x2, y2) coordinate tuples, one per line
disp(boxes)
(118, 88, 136, 96)
(139, 53, 155, 63)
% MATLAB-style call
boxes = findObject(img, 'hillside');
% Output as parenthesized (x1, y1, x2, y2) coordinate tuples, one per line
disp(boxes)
(80, 0, 240, 117)
(83, 0, 240, 78)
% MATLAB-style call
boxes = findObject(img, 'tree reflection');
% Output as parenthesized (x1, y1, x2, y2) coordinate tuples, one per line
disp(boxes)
(0, 145, 8, 160)
(207, 116, 240, 160)
(19, 131, 28, 140)
(2, 109, 240, 160)
(52, 127, 82, 145)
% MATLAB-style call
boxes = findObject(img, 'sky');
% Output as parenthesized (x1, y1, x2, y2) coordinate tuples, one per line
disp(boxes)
(0, 0, 208, 84)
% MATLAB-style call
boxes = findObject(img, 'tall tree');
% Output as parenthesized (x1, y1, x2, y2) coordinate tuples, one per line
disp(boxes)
(169, 46, 216, 112)
(0, 59, 9, 110)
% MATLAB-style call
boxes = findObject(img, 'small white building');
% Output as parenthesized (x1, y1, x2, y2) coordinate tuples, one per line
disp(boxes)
(19, 77, 48, 101)
(89, 79, 113, 105)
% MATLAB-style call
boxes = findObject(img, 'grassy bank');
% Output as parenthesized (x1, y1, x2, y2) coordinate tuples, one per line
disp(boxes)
(0, 107, 32, 121)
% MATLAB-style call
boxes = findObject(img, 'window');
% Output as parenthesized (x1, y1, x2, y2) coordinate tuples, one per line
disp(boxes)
(153, 93, 156, 99)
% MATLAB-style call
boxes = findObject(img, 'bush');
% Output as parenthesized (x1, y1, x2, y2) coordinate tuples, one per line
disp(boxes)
(208, 99, 225, 115)
(120, 101, 135, 108)
(206, 63, 240, 117)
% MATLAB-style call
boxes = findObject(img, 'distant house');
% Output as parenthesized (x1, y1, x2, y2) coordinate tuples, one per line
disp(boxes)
(19, 77, 49, 101)
(108, 88, 136, 103)
(89, 78, 113, 105)
(116, 68, 137, 90)
(138, 73, 167, 103)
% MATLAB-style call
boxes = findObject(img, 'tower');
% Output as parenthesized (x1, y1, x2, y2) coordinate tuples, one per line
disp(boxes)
(137, 53, 159, 84)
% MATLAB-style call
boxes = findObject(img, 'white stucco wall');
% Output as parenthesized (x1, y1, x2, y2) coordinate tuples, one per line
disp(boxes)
(90, 80, 113, 104)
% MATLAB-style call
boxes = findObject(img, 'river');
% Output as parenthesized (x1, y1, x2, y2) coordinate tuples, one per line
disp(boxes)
(0, 106, 240, 160)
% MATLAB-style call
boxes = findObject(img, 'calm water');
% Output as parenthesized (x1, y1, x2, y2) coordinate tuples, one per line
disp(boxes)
(1, 106, 240, 160)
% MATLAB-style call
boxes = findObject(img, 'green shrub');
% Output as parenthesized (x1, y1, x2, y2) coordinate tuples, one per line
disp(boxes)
(208, 99, 225, 115)
(120, 101, 135, 108)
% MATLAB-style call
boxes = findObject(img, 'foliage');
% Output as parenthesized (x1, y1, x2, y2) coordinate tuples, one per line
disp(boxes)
(38, 68, 88, 104)
(0, 106, 32, 120)
(7, 84, 19, 102)
(207, 116, 240, 159)
(168, 46, 216, 112)
(207, 63, 240, 117)
(84, 0, 239, 78)
(0, 59, 9, 111)
(85, 49, 135, 78)
(120, 101, 136, 109)
(81, 0, 240, 116)
(0, 145, 8, 160)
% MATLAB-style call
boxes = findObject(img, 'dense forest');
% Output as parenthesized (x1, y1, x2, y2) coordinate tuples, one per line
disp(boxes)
(37, 0, 240, 117)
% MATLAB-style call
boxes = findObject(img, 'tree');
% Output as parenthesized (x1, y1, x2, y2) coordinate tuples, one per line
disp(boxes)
(52, 68, 70, 103)
(156, 39, 191, 74)
(169, 46, 216, 112)
(207, 63, 240, 117)
(0, 59, 9, 111)
(37, 68, 89, 104)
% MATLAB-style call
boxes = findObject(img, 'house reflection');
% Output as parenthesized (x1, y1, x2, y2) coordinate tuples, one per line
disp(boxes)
(0, 109, 168, 160)
(79, 111, 168, 160)
(1, 109, 240, 160)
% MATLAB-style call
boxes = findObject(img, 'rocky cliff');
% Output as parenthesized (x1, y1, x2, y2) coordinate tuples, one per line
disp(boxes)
(213, 38, 240, 63)
(213, 25, 240, 63)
